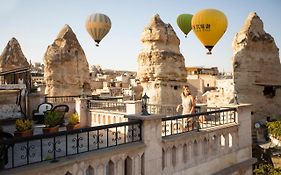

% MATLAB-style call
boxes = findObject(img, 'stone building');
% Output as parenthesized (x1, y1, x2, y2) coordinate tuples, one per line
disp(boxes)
(44, 25, 91, 96)
(137, 14, 187, 105)
(203, 78, 234, 106)
(232, 12, 281, 123)
(0, 38, 31, 89)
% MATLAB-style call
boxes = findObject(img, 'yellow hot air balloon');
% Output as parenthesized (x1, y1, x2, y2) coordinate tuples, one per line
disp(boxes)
(192, 9, 228, 54)
(85, 13, 111, 46)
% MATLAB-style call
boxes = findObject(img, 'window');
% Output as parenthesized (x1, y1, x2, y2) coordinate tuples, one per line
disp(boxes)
(263, 86, 275, 98)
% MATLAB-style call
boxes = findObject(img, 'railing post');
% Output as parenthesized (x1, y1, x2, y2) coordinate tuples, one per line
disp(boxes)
(236, 104, 252, 148)
(125, 100, 142, 115)
(75, 97, 89, 127)
(126, 114, 164, 175)
(235, 104, 255, 174)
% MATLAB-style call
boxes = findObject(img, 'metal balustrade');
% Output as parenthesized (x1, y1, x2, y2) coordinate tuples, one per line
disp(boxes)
(162, 108, 237, 137)
(0, 120, 141, 170)
(148, 104, 205, 116)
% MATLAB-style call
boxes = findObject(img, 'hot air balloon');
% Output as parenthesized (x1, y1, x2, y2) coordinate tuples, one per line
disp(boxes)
(176, 14, 193, 38)
(191, 9, 228, 54)
(85, 13, 111, 47)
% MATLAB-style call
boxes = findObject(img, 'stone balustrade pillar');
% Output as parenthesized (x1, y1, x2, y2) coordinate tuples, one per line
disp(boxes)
(125, 100, 142, 115)
(126, 113, 164, 175)
(75, 97, 89, 127)
(236, 104, 252, 149)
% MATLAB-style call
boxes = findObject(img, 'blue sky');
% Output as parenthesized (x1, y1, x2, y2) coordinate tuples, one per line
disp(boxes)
(0, 0, 280, 72)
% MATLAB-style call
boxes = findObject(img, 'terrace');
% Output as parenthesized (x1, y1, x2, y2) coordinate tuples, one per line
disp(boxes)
(0, 96, 255, 175)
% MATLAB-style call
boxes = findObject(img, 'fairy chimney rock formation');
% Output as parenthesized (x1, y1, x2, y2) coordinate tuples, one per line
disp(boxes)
(0, 38, 29, 72)
(137, 14, 187, 105)
(232, 12, 281, 122)
(44, 24, 91, 96)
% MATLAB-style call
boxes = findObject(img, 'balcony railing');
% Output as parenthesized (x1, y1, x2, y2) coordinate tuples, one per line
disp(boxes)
(161, 108, 237, 137)
(147, 104, 205, 116)
(88, 100, 127, 113)
(45, 95, 80, 103)
(147, 104, 177, 116)
(0, 120, 141, 170)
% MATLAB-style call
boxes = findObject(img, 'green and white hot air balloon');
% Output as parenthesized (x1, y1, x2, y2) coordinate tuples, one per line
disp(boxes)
(85, 13, 111, 46)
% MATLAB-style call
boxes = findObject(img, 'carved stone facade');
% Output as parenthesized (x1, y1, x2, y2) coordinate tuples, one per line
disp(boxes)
(137, 14, 187, 105)
(44, 25, 91, 96)
(232, 12, 281, 123)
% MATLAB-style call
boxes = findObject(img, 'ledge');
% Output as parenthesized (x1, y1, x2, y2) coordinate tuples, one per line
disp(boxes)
(125, 114, 165, 120)
(254, 82, 281, 87)
(218, 103, 252, 108)
(212, 158, 257, 175)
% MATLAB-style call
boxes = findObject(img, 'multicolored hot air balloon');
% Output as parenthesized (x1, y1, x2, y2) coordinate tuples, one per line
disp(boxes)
(85, 13, 111, 47)
(191, 9, 228, 54)
(176, 14, 193, 38)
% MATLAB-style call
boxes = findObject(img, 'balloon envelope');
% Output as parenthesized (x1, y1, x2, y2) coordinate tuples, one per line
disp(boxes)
(191, 9, 228, 54)
(176, 14, 193, 37)
(85, 13, 111, 46)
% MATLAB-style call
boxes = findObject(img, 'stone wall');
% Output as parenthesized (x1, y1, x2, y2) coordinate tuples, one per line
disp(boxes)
(187, 79, 204, 101)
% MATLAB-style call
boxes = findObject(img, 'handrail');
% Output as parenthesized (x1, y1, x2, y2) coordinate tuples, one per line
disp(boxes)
(162, 107, 236, 121)
(161, 108, 237, 137)
(88, 100, 127, 113)
(0, 120, 142, 170)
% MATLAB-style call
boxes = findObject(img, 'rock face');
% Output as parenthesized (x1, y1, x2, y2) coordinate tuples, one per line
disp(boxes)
(44, 25, 91, 96)
(137, 14, 187, 105)
(0, 38, 29, 72)
(232, 12, 281, 122)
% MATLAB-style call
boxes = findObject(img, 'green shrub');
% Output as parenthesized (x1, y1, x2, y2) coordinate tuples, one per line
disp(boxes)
(266, 120, 281, 139)
(68, 112, 79, 125)
(15, 119, 33, 132)
(44, 111, 62, 128)
(254, 164, 281, 174)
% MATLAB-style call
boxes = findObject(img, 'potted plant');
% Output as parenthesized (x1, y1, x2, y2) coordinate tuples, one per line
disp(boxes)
(43, 111, 62, 134)
(14, 119, 33, 137)
(66, 112, 80, 131)
(267, 120, 281, 140)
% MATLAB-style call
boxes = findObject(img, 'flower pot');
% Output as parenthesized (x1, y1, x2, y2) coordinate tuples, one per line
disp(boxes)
(66, 123, 80, 131)
(42, 125, 60, 134)
(14, 129, 33, 137)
